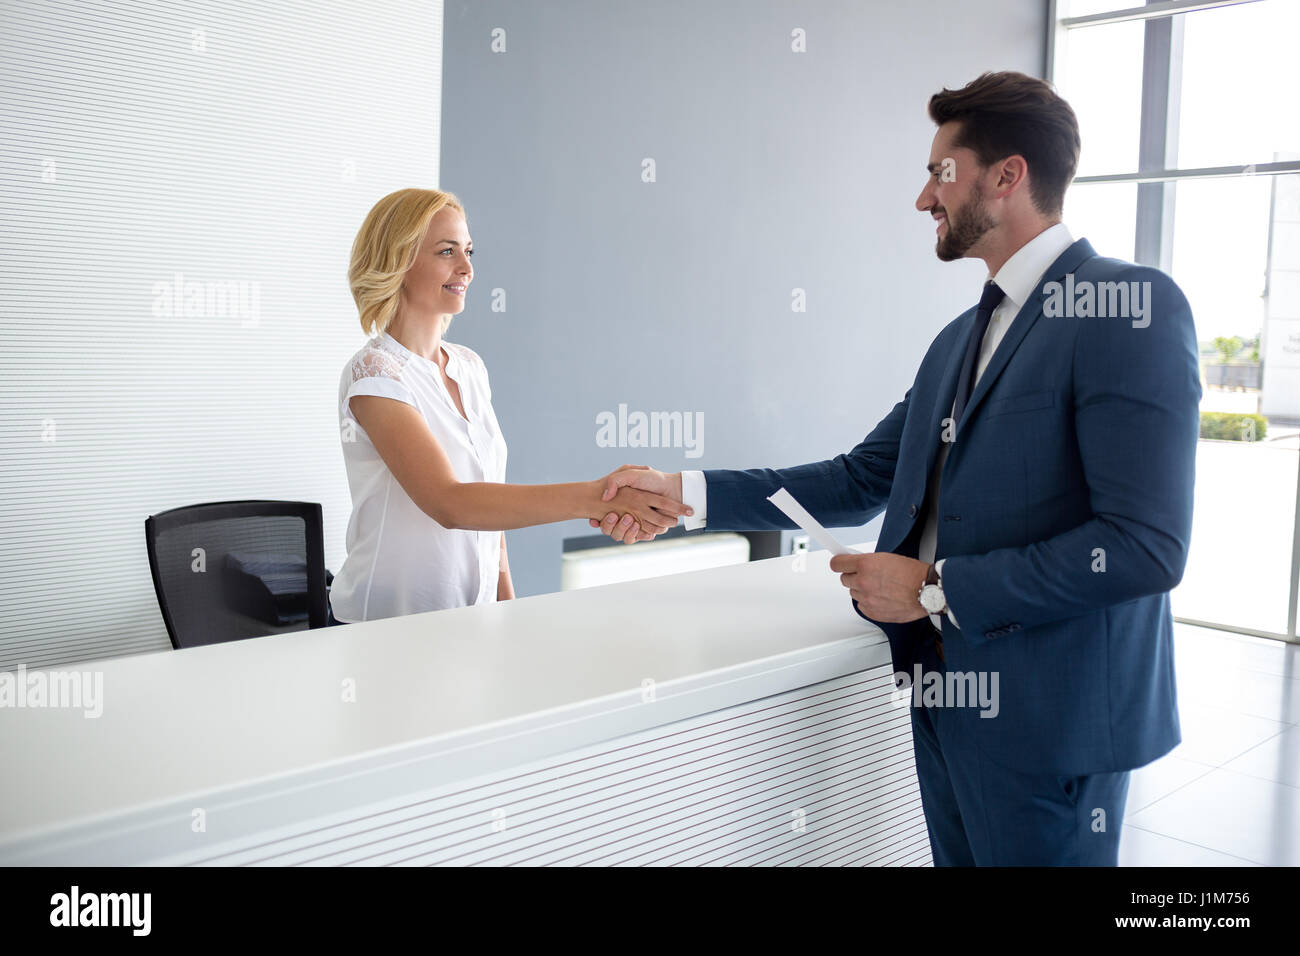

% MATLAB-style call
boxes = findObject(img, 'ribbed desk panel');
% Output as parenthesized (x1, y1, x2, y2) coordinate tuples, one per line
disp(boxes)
(168, 667, 930, 867)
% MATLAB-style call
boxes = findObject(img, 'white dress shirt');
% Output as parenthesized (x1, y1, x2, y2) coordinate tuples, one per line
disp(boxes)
(329, 331, 508, 623)
(681, 222, 1075, 631)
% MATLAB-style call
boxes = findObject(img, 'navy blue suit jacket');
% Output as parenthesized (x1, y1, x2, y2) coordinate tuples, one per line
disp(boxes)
(700, 238, 1201, 775)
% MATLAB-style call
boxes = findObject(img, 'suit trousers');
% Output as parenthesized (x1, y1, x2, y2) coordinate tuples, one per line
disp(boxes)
(907, 624, 1132, 866)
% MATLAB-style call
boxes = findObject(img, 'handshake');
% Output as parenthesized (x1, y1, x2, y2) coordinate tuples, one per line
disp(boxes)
(589, 464, 686, 543)
(587, 464, 935, 625)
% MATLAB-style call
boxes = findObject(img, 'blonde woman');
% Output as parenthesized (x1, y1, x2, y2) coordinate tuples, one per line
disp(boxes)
(328, 188, 689, 624)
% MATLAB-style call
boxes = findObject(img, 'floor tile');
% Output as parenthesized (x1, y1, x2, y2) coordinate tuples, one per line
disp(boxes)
(1221, 723, 1300, 789)
(1174, 626, 1300, 683)
(1120, 824, 1261, 867)
(1125, 767, 1300, 866)
(1175, 663, 1300, 725)
(1127, 753, 1217, 814)
(1167, 702, 1288, 766)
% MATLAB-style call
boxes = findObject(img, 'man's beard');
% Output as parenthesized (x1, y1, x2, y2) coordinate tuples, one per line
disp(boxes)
(935, 183, 995, 261)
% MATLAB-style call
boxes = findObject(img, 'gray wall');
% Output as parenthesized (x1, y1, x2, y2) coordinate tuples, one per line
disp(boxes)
(440, 0, 1047, 596)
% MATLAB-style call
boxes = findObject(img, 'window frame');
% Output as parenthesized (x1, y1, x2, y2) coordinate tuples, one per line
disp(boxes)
(1049, 0, 1300, 643)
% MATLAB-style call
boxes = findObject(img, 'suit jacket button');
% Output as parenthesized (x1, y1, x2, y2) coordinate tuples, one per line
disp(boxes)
(908, 504, 918, 517)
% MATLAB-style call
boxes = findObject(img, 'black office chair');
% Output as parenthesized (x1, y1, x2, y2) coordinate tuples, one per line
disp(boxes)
(145, 500, 330, 649)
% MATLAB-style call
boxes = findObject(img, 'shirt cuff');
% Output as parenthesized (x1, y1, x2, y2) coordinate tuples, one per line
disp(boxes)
(680, 470, 707, 530)
(936, 558, 959, 628)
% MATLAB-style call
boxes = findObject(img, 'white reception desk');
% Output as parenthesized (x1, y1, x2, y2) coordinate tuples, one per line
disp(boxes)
(0, 548, 930, 866)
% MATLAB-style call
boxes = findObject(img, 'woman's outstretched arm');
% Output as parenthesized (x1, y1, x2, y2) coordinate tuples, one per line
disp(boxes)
(350, 394, 692, 533)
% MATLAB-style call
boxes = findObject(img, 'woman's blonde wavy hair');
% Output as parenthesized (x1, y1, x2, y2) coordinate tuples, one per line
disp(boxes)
(349, 187, 466, 337)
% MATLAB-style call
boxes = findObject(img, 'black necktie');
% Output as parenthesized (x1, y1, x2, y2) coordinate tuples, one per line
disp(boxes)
(951, 280, 1005, 428)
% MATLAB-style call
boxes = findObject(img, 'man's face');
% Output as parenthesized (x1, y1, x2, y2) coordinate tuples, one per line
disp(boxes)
(916, 121, 996, 262)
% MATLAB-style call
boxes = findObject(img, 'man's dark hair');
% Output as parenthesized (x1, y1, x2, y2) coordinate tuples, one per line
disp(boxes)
(928, 71, 1081, 218)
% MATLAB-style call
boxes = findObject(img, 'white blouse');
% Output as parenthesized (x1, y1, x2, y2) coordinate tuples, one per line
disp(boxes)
(329, 331, 508, 623)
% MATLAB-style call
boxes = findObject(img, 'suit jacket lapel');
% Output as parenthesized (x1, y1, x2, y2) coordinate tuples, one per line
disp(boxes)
(957, 237, 1097, 431)
(919, 325, 967, 482)
(881, 309, 972, 556)
(880, 238, 1098, 556)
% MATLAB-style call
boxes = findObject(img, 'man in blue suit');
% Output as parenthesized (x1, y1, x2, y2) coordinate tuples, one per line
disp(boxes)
(593, 71, 1200, 866)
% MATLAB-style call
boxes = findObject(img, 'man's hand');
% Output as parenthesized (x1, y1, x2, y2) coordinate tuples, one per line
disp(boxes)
(829, 552, 930, 623)
(588, 465, 687, 543)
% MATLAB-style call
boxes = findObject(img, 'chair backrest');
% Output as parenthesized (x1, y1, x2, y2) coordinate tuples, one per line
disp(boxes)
(145, 500, 328, 649)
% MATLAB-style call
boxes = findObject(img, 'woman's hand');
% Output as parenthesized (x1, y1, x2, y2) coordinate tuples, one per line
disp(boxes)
(589, 465, 685, 543)
(585, 471, 690, 540)
(606, 486, 685, 537)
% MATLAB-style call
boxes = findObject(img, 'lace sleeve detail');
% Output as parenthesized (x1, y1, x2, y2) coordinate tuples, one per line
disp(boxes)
(350, 347, 406, 385)
(344, 346, 417, 412)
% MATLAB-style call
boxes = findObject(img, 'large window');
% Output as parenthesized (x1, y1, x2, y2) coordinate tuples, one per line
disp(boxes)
(1051, 0, 1300, 642)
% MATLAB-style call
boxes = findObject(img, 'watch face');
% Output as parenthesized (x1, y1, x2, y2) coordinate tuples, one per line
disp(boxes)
(919, 585, 945, 613)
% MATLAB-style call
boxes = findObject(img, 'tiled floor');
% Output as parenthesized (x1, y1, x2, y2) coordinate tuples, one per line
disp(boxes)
(1120, 623, 1300, 866)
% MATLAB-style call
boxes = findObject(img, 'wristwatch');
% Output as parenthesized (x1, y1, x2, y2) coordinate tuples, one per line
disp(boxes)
(918, 562, 947, 616)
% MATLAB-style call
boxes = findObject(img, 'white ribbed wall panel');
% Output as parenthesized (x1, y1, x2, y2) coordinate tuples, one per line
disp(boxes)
(0, 0, 443, 670)
(154, 668, 930, 867)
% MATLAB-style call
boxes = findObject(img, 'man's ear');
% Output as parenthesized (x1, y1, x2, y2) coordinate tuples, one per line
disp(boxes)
(995, 155, 1029, 197)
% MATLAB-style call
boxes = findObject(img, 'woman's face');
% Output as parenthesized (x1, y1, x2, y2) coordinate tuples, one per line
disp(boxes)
(402, 205, 473, 318)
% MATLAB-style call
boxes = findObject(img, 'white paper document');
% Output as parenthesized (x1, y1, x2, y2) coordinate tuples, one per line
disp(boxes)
(766, 487, 859, 556)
